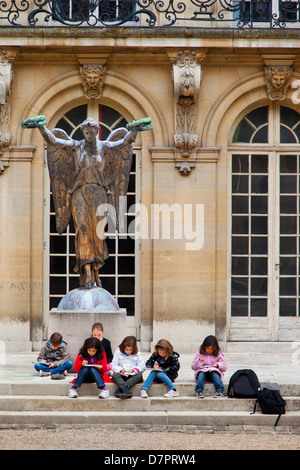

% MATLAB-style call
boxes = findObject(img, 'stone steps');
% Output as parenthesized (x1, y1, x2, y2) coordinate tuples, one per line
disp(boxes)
(0, 382, 298, 427)
(1, 381, 300, 396)
(1, 410, 299, 427)
(1, 395, 299, 412)
(1, 351, 299, 429)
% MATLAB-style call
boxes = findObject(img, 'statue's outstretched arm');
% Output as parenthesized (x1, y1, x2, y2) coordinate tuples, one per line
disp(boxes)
(105, 130, 136, 150)
(38, 126, 75, 149)
(104, 117, 153, 150)
(21, 115, 74, 149)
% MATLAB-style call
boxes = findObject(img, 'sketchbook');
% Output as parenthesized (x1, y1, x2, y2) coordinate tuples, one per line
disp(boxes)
(83, 364, 102, 369)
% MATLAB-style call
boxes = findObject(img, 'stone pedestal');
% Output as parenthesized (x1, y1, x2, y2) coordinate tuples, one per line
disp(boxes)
(48, 287, 126, 366)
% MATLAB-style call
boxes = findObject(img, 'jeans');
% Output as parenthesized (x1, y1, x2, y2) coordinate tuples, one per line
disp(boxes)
(112, 372, 143, 389)
(73, 366, 105, 388)
(34, 361, 73, 376)
(196, 371, 224, 393)
(142, 370, 175, 391)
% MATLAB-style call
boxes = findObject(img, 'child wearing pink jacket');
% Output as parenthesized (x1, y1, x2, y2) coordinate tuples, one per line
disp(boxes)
(191, 335, 227, 398)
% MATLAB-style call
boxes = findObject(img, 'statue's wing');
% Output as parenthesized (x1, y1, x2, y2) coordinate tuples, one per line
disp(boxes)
(47, 129, 77, 234)
(103, 128, 133, 233)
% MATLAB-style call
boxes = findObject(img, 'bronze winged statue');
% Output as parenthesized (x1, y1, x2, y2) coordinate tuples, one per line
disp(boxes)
(22, 115, 153, 289)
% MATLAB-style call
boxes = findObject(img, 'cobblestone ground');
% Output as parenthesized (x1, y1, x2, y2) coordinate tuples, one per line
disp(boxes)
(0, 427, 299, 450)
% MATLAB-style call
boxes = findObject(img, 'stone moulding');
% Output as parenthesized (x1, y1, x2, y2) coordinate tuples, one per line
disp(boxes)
(0, 146, 35, 175)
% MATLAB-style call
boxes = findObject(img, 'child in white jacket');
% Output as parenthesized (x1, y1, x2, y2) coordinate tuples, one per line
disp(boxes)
(111, 336, 145, 398)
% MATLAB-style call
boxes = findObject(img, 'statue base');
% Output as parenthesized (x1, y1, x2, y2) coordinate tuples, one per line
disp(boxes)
(48, 287, 126, 366)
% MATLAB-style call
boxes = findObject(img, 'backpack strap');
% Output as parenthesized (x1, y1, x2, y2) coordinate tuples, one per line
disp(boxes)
(251, 398, 259, 415)
(274, 414, 282, 427)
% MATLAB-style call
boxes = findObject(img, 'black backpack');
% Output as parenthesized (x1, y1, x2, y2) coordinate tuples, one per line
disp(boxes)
(251, 384, 286, 427)
(227, 369, 260, 398)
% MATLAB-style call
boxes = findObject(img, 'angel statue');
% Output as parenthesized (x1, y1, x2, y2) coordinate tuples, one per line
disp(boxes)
(21, 114, 153, 289)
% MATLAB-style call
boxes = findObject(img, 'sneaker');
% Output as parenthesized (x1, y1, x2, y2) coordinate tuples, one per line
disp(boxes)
(119, 385, 133, 399)
(99, 387, 110, 399)
(39, 371, 50, 377)
(64, 370, 68, 376)
(51, 373, 65, 380)
(68, 388, 78, 398)
(140, 389, 148, 398)
(164, 389, 179, 398)
(213, 390, 224, 397)
(196, 391, 204, 398)
(114, 388, 122, 398)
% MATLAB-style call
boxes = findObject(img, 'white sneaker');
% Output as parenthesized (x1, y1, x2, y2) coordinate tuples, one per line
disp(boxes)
(99, 387, 110, 399)
(164, 389, 179, 398)
(140, 389, 148, 398)
(39, 371, 50, 377)
(68, 388, 78, 398)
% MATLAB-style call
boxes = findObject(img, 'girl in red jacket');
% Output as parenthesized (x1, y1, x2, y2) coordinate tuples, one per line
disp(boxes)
(68, 337, 111, 399)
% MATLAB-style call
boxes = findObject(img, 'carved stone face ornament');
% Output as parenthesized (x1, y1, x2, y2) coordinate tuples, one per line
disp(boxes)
(265, 65, 292, 101)
(80, 64, 106, 99)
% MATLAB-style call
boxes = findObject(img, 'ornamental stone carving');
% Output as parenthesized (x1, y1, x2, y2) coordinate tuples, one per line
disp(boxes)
(79, 64, 107, 100)
(169, 50, 206, 174)
(264, 65, 293, 101)
(0, 49, 15, 159)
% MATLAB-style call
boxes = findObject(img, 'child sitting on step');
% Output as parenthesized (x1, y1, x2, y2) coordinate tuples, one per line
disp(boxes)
(111, 336, 145, 398)
(140, 339, 180, 398)
(91, 322, 113, 369)
(34, 332, 73, 380)
(68, 337, 111, 399)
(191, 335, 227, 398)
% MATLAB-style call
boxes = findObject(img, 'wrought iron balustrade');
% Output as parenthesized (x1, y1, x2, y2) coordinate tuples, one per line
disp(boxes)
(0, 0, 299, 28)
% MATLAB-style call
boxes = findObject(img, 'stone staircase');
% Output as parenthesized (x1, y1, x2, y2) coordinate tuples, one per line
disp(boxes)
(0, 349, 300, 430)
(0, 381, 300, 429)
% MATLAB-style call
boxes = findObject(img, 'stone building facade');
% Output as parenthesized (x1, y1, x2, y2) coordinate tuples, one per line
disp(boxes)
(1, 1, 300, 353)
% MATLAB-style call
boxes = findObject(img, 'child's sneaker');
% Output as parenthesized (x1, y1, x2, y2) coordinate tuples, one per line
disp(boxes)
(39, 371, 50, 377)
(196, 391, 204, 398)
(164, 389, 179, 398)
(99, 387, 110, 399)
(140, 389, 148, 398)
(51, 373, 65, 380)
(213, 390, 224, 397)
(68, 388, 78, 398)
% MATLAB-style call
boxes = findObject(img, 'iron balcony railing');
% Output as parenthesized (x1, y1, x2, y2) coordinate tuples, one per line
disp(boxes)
(1, 0, 300, 29)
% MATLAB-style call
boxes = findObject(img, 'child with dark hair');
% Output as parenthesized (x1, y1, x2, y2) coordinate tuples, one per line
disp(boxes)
(140, 339, 180, 398)
(91, 322, 113, 365)
(68, 337, 111, 399)
(34, 332, 72, 380)
(191, 335, 227, 398)
(111, 336, 145, 398)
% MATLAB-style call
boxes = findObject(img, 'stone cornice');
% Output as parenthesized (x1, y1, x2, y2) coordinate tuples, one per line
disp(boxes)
(150, 146, 220, 163)
(0, 145, 35, 168)
(1, 27, 300, 41)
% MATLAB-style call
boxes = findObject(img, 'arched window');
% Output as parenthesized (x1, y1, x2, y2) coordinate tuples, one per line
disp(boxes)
(232, 106, 269, 143)
(44, 104, 139, 317)
(229, 103, 300, 341)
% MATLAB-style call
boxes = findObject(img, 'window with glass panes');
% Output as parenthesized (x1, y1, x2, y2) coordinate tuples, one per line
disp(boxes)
(230, 105, 300, 319)
(46, 104, 138, 315)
